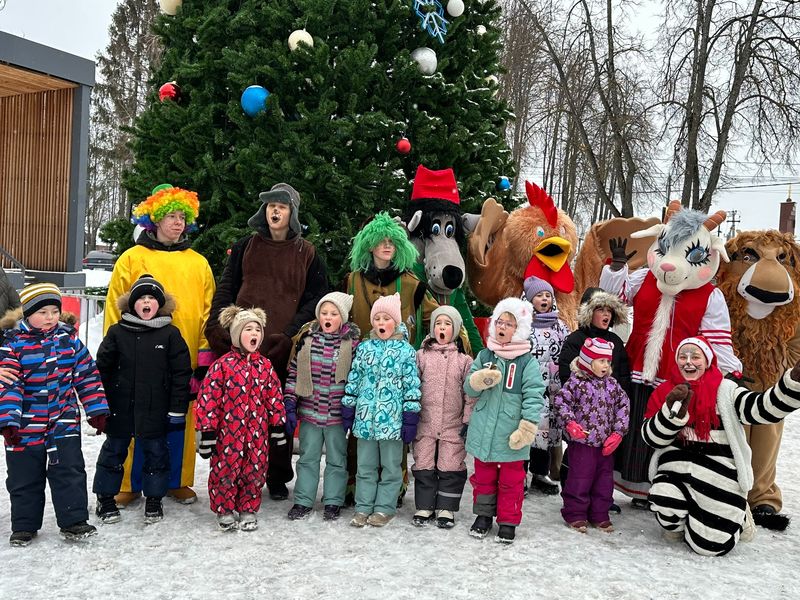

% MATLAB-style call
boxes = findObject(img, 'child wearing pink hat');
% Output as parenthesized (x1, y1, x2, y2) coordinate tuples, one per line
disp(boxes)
(553, 337, 630, 533)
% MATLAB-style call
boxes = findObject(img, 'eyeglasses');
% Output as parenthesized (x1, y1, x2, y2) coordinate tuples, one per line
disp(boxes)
(495, 319, 516, 329)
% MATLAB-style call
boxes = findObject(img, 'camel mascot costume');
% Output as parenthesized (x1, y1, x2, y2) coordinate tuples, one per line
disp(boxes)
(599, 200, 742, 501)
(716, 230, 800, 530)
(466, 182, 580, 329)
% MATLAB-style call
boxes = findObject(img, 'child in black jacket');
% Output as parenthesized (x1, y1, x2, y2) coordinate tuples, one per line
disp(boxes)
(92, 275, 192, 524)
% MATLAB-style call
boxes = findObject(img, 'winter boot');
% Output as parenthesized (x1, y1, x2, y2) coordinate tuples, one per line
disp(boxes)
(9, 531, 36, 547)
(631, 498, 650, 510)
(287, 504, 313, 521)
(167, 487, 197, 505)
(531, 474, 559, 495)
(609, 502, 622, 514)
(96, 495, 122, 524)
(662, 528, 684, 542)
(323, 505, 341, 521)
(217, 513, 237, 531)
(436, 510, 455, 529)
(469, 515, 493, 539)
(591, 520, 614, 533)
(114, 490, 141, 508)
(412, 510, 435, 527)
(367, 512, 394, 527)
(751, 504, 791, 531)
(566, 520, 588, 533)
(350, 512, 369, 528)
(268, 482, 289, 501)
(144, 497, 164, 524)
(240, 512, 258, 532)
(495, 524, 516, 544)
(60, 521, 98, 541)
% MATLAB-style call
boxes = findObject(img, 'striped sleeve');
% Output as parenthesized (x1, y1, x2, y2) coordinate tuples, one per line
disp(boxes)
(734, 369, 800, 425)
(642, 402, 689, 449)
(0, 345, 23, 429)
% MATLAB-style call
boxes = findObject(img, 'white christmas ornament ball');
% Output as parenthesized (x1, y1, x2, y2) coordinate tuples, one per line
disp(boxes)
(476, 25, 487, 36)
(446, 0, 465, 17)
(411, 47, 438, 75)
(288, 29, 314, 51)
(159, 0, 182, 15)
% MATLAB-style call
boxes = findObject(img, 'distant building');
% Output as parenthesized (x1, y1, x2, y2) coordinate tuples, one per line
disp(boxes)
(779, 187, 795, 236)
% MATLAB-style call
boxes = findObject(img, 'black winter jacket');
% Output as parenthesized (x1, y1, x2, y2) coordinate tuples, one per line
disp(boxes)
(96, 320, 192, 438)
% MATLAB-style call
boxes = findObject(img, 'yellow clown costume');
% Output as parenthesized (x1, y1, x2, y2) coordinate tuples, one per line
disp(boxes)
(104, 185, 215, 497)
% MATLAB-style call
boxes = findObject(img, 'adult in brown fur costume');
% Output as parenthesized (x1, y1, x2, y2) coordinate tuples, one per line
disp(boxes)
(716, 230, 800, 530)
(467, 182, 579, 329)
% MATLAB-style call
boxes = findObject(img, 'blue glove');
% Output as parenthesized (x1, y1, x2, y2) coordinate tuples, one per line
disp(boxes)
(285, 400, 298, 437)
(341, 404, 356, 434)
(401, 411, 420, 444)
(167, 412, 186, 433)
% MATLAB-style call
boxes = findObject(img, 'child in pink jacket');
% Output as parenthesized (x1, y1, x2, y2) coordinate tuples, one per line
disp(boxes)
(412, 306, 475, 529)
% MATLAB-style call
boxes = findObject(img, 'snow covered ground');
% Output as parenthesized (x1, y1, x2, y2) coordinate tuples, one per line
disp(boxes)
(2, 277, 798, 599)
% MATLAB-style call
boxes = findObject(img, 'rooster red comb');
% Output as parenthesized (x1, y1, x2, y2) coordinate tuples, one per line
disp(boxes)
(525, 181, 558, 227)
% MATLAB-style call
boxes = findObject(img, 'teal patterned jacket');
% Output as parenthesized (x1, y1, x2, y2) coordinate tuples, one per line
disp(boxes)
(342, 324, 421, 441)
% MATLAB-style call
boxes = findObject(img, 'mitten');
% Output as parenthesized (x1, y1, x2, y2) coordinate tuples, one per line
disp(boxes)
(664, 383, 691, 419)
(269, 424, 288, 447)
(602, 432, 623, 456)
(469, 367, 502, 391)
(167, 412, 186, 433)
(608, 237, 637, 271)
(459, 423, 469, 441)
(284, 400, 298, 437)
(401, 411, 420, 444)
(1, 426, 21, 446)
(565, 420, 587, 441)
(341, 404, 356, 434)
(509, 419, 538, 450)
(88, 414, 107, 434)
(196, 430, 216, 459)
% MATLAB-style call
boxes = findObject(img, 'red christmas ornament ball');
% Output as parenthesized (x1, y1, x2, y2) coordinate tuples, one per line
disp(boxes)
(396, 137, 412, 154)
(159, 81, 181, 102)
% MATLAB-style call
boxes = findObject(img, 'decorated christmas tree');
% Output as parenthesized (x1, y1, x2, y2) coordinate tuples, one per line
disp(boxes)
(126, 0, 514, 279)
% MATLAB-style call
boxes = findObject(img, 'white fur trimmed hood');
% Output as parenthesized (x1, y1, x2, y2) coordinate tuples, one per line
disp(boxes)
(489, 297, 534, 342)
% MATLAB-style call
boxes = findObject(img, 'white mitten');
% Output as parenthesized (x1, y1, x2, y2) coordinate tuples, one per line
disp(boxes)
(509, 419, 538, 450)
(469, 367, 502, 391)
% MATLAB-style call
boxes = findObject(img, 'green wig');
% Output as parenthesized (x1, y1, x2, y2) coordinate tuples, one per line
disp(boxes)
(349, 212, 419, 273)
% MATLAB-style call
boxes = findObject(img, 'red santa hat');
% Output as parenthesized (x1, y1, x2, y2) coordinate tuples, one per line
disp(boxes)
(675, 336, 715, 365)
(410, 165, 460, 205)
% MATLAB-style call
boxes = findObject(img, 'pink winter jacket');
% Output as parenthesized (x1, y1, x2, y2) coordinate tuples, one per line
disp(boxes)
(416, 340, 475, 442)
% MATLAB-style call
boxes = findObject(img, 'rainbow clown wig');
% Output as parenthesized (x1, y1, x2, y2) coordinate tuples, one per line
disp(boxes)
(349, 211, 419, 273)
(131, 184, 200, 232)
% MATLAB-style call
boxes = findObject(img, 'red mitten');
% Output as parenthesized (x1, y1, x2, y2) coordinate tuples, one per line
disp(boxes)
(1, 426, 21, 446)
(565, 421, 586, 441)
(602, 432, 623, 456)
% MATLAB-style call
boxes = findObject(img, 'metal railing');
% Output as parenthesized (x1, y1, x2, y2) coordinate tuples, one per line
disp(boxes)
(62, 291, 106, 351)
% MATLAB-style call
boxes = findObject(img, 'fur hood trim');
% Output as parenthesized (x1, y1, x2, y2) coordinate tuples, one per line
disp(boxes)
(577, 290, 628, 328)
(489, 297, 534, 342)
(0, 307, 77, 330)
(117, 291, 177, 317)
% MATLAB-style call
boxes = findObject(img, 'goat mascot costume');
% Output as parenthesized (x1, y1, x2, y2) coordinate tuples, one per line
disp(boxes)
(599, 200, 742, 500)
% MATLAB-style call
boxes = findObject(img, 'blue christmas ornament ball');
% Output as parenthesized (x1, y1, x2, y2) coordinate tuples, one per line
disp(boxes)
(497, 176, 511, 191)
(241, 85, 270, 117)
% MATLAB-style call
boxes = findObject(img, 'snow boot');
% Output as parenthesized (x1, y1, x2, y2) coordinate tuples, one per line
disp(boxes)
(751, 505, 791, 531)
(144, 497, 164, 524)
(436, 510, 455, 529)
(350, 512, 369, 528)
(96, 495, 122, 524)
(240, 512, 258, 531)
(609, 502, 622, 514)
(591, 520, 614, 533)
(287, 504, 313, 521)
(662, 528, 684, 542)
(495, 524, 516, 544)
(217, 513, 237, 531)
(60, 521, 97, 541)
(367, 512, 394, 527)
(9, 531, 36, 547)
(469, 515, 493, 539)
(268, 482, 289, 501)
(566, 520, 588, 533)
(531, 474, 559, 495)
(412, 510, 435, 527)
(323, 505, 342, 521)
(631, 498, 650, 510)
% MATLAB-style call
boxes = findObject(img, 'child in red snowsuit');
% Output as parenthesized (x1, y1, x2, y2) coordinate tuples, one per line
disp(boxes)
(195, 306, 285, 531)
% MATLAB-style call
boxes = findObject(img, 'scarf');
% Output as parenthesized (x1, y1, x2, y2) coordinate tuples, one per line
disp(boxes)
(295, 324, 356, 398)
(532, 310, 560, 329)
(120, 312, 173, 331)
(645, 361, 723, 441)
(486, 336, 531, 359)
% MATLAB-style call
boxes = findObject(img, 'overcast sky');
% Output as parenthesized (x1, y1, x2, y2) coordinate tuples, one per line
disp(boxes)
(2, 0, 798, 235)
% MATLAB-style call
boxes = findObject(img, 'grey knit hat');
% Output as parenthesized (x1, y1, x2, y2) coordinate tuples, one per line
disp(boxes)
(248, 182, 302, 236)
(430, 306, 462, 343)
(316, 292, 354, 323)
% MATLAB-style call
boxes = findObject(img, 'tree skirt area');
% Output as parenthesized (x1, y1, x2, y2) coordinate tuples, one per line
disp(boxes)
(0, 421, 797, 599)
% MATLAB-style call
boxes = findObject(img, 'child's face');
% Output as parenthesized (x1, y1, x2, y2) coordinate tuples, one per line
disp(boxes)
(240, 322, 263, 353)
(318, 302, 343, 333)
(155, 211, 186, 243)
(532, 291, 553, 314)
(266, 202, 291, 233)
(371, 238, 396, 265)
(591, 358, 611, 378)
(372, 312, 396, 340)
(677, 344, 708, 381)
(27, 306, 60, 331)
(134, 294, 159, 321)
(591, 307, 612, 330)
(494, 312, 517, 344)
(434, 315, 454, 344)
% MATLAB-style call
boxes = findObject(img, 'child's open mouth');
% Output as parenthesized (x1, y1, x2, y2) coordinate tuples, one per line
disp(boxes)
(438, 332, 445, 341)
(323, 321, 332, 330)
(271, 214, 281, 223)
(142, 307, 151, 315)
(247, 337, 258, 349)
(602, 317, 610, 326)
(379, 328, 386, 334)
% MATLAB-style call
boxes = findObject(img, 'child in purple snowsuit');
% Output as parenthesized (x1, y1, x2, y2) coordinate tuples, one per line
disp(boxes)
(553, 337, 629, 533)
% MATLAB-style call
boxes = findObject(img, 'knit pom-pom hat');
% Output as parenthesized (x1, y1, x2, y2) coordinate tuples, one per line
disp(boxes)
(577, 337, 614, 375)
(349, 212, 419, 273)
(131, 184, 199, 232)
(218, 305, 267, 349)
